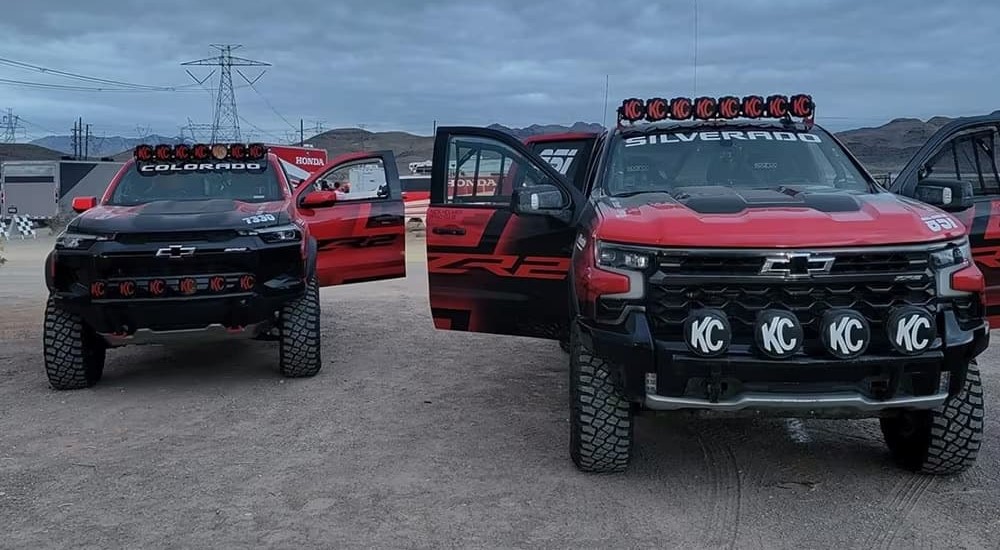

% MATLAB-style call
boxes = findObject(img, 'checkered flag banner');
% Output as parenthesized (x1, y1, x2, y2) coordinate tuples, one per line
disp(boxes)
(0, 218, 9, 240)
(13, 215, 36, 239)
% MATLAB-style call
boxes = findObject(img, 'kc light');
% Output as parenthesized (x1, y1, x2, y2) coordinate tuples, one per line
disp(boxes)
(55, 230, 111, 250)
(617, 93, 812, 124)
(597, 242, 651, 271)
(930, 239, 971, 269)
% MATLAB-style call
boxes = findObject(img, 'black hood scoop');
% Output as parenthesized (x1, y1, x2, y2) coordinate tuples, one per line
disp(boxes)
(670, 185, 863, 214)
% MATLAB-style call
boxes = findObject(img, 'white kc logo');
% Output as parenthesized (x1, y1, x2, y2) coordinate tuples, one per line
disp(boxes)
(896, 315, 930, 352)
(760, 316, 797, 354)
(690, 317, 725, 354)
(828, 316, 865, 355)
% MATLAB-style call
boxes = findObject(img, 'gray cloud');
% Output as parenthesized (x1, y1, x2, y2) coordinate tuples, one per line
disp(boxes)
(0, 0, 996, 141)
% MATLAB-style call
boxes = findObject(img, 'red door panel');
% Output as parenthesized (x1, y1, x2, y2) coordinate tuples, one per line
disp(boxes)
(295, 150, 405, 287)
(426, 127, 589, 340)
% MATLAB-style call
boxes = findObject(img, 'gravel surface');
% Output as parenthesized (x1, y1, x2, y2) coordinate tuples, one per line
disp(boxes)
(2, 236, 1000, 549)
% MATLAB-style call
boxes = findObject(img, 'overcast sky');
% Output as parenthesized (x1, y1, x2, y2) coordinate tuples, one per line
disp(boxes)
(0, 0, 995, 141)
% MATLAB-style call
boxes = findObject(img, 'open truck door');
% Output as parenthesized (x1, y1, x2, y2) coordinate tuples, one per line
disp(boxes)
(425, 127, 590, 339)
(889, 112, 1000, 324)
(295, 150, 405, 287)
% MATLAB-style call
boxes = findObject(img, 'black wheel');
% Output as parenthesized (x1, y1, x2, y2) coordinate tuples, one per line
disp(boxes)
(278, 277, 322, 378)
(880, 360, 984, 475)
(569, 323, 633, 473)
(43, 297, 105, 390)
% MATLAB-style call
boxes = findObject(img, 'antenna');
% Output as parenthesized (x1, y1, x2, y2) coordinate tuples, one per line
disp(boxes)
(693, 0, 699, 96)
(182, 44, 270, 142)
(602, 74, 610, 128)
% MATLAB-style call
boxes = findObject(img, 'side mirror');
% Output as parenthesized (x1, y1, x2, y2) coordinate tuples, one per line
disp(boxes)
(301, 190, 338, 208)
(914, 178, 974, 212)
(512, 184, 567, 217)
(71, 196, 97, 213)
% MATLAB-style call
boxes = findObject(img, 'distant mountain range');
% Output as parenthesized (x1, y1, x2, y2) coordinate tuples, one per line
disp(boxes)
(10, 110, 1000, 177)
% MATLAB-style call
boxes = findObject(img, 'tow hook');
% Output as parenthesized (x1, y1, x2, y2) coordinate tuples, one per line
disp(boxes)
(707, 364, 723, 403)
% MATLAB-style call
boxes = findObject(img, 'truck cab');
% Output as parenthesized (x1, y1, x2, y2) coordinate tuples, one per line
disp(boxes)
(423, 94, 989, 476)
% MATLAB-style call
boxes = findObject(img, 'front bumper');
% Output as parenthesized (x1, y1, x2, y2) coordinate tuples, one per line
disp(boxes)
(578, 309, 989, 416)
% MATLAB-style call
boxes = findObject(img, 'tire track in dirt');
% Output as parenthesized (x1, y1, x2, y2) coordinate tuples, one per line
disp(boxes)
(693, 425, 744, 550)
(854, 474, 936, 550)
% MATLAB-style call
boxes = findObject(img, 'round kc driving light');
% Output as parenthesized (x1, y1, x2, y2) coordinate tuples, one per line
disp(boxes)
(683, 309, 731, 357)
(819, 309, 870, 359)
(886, 306, 936, 355)
(754, 309, 803, 359)
(211, 144, 228, 160)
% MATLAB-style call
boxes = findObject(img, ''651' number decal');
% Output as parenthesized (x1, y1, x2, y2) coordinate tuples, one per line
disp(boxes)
(923, 214, 957, 232)
(242, 214, 276, 225)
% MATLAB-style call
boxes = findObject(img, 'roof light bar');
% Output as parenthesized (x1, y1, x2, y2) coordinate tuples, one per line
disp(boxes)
(133, 143, 269, 162)
(617, 94, 814, 124)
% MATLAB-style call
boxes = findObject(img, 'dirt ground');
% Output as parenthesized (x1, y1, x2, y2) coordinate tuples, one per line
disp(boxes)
(2, 235, 1000, 549)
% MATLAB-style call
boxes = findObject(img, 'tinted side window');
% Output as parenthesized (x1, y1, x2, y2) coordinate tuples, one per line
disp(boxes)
(445, 137, 547, 206)
(925, 128, 1000, 196)
(531, 139, 595, 193)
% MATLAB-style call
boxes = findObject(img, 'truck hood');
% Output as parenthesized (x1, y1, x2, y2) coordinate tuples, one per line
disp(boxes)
(594, 186, 967, 248)
(69, 199, 293, 234)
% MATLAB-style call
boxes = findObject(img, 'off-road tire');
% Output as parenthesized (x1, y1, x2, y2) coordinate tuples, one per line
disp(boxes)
(569, 323, 633, 473)
(880, 360, 984, 475)
(278, 278, 322, 378)
(43, 297, 105, 390)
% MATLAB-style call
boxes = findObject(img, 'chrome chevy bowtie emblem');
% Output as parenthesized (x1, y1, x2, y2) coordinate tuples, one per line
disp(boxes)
(760, 252, 835, 277)
(155, 244, 196, 259)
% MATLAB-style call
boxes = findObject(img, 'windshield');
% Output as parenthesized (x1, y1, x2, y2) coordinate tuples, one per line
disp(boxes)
(606, 126, 871, 195)
(108, 163, 284, 206)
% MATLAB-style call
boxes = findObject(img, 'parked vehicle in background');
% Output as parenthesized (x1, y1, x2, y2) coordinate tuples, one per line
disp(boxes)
(422, 93, 989, 476)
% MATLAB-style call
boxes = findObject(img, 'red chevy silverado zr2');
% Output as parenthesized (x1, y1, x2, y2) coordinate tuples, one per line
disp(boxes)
(422, 94, 990, 475)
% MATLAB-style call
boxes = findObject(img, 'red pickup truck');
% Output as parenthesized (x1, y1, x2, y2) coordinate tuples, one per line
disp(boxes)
(422, 94, 989, 476)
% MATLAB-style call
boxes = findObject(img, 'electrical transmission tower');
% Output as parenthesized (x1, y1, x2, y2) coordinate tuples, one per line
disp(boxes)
(182, 44, 269, 142)
(1, 108, 22, 143)
(179, 118, 214, 143)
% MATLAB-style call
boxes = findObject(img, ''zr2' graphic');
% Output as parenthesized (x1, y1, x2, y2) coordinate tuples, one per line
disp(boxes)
(428, 253, 570, 280)
(318, 234, 398, 250)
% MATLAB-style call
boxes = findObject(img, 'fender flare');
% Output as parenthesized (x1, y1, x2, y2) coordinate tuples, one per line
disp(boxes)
(304, 236, 318, 280)
(43, 250, 56, 291)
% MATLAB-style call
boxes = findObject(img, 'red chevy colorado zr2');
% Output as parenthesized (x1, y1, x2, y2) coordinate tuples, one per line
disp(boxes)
(423, 94, 990, 475)
(44, 143, 406, 389)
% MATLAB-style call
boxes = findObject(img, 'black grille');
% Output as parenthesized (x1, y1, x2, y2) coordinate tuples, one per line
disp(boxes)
(115, 230, 240, 244)
(655, 249, 928, 277)
(92, 245, 300, 281)
(648, 280, 937, 343)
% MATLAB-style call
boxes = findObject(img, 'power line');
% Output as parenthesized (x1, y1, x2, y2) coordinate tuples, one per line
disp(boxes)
(0, 55, 198, 91)
(246, 80, 298, 131)
(0, 76, 207, 93)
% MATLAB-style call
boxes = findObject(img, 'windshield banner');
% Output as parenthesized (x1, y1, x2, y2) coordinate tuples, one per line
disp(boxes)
(625, 131, 822, 147)
(138, 162, 263, 173)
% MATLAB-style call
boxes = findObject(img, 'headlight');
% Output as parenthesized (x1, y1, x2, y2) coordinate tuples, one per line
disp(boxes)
(930, 239, 971, 269)
(55, 231, 111, 250)
(597, 242, 652, 270)
(250, 224, 302, 243)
